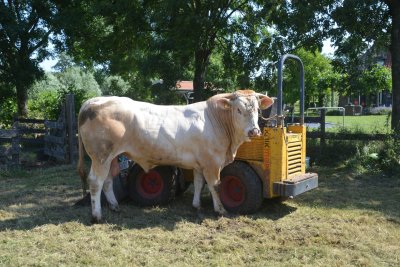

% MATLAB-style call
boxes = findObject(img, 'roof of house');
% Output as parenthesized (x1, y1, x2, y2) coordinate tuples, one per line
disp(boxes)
(175, 81, 194, 91)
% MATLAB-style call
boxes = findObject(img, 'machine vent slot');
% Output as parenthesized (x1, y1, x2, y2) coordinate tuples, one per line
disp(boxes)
(287, 138, 302, 176)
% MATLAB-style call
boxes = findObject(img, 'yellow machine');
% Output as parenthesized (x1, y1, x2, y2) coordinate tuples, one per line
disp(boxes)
(125, 54, 318, 213)
(215, 54, 318, 213)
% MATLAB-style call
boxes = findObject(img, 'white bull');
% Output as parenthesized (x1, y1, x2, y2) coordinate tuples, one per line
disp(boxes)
(77, 89, 273, 223)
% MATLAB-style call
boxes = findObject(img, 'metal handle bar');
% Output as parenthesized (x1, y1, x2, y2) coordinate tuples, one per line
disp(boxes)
(277, 54, 305, 126)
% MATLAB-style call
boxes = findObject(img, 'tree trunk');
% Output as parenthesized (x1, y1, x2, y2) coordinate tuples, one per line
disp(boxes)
(390, 2, 400, 130)
(16, 82, 29, 117)
(317, 93, 324, 107)
(193, 49, 211, 102)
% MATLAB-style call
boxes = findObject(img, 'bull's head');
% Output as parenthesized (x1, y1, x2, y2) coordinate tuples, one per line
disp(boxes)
(217, 90, 274, 141)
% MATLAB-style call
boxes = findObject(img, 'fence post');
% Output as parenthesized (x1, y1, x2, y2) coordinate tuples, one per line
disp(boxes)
(65, 94, 77, 163)
(11, 117, 20, 165)
(320, 109, 326, 146)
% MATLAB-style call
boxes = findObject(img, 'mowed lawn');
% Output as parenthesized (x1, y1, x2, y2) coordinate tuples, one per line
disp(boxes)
(323, 115, 391, 133)
(0, 164, 399, 266)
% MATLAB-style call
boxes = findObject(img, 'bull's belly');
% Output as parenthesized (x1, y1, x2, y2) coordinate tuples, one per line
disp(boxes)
(127, 142, 200, 170)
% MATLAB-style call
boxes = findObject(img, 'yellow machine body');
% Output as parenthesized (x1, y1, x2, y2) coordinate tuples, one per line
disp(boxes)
(235, 124, 316, 199)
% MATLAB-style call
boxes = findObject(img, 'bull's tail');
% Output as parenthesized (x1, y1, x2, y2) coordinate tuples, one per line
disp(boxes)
(77, 132, 88, 196)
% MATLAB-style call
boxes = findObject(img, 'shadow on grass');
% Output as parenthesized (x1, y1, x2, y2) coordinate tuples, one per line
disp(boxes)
(0, 185, 297, 232)
(2, 163, 398, 232)
(293, 166, 400, 220)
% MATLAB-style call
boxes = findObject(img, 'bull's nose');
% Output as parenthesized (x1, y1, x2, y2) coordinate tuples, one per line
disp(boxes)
(248, 128, 261, 137)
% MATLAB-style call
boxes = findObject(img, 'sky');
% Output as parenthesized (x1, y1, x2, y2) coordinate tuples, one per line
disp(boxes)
(39, 39, 336, 72)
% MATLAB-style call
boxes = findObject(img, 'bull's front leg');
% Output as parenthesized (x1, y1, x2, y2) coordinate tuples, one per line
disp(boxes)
(103, 177, 120, 212)
(203, 168, 228, 216)
(192, 170, 205, 210)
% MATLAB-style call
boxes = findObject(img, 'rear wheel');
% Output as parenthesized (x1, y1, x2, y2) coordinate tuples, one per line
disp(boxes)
(128, 165, 176, 206)
(220, 161, 263, 214)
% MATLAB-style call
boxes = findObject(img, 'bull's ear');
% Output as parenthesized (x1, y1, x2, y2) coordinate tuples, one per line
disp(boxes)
(258, 95, 274, 110)
(216, 98, 232, 110)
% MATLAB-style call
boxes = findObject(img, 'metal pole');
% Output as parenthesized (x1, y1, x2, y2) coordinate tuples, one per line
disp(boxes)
(277, 54, 305, 126)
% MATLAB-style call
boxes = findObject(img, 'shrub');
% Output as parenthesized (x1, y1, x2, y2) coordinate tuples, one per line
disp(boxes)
(308, 132, 400, 178)
(28, 90, 59, 119)
(307, 139, 360, 167)
(376, 133, 400, 176)
(326, 110, 343, 116)
(0, 98, 17, 128)
(365, 106, 392, 115)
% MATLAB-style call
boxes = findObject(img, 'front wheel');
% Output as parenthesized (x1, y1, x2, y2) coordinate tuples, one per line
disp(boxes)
(127, 165, 176, 206)
(220, 161, 263, 214)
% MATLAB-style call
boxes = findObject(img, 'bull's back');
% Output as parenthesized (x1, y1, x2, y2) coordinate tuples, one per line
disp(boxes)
(125, 102, 210, 167)
(78, 97, 211, 167)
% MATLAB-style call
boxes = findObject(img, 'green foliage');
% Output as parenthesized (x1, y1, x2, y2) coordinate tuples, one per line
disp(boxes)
(28, 68, 101, 119)
(0, 0, 61, 116)
(278, 48, 340, 107)
(56, 1, 290, 101)
(376, 133, 400, 176)
(356, 64, 392, 95)
(28, 89, 59, 120)
(344, 134, 400, 178)
(307, 139, 360, 167)
(0, 98, 17, 128)
(273, 0, 400, 130)
(325, 110, 342, 116)
(308, 131, 400, 178)
(100, 75, 130, 96)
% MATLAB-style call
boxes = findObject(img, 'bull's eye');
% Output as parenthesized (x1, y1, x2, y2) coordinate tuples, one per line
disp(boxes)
(237, 108, 242, 115)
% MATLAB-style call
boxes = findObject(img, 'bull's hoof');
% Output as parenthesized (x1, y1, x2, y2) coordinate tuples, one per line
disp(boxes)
(90, 216, 104, 224)
(215, 206, 228, 216)
(197, 208, 205, 221)
(109, 204, 120, 213)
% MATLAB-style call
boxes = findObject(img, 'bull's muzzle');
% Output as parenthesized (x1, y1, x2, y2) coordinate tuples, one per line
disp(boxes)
(248, 128, 261, 137)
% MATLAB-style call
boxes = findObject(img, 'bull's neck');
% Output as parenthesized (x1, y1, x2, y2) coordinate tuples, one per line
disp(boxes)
(205, 102, 245, 162)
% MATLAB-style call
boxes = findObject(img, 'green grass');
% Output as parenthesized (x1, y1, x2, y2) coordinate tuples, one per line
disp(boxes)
(0, 164, 399, 266)
(321, 115, 391, 134)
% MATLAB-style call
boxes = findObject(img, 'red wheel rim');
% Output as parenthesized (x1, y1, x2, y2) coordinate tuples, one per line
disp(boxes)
(136, 170, 164, 198)
(220, 175, 245, 208)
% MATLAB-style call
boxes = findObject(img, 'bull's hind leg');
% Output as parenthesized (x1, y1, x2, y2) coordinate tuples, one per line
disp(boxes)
(88, 170, 104, 223)
(203, 168, 228, 216)
(88, 164, 110, 223)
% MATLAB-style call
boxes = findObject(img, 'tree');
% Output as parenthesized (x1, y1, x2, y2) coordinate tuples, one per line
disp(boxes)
(356, 64, 392, 106)
(100, 75, 130, 96)
(0, 0, 61, 117)
(273, 0, 400, 129)
(28, 67, 101, 119)
(283, 48, 335, 108)
(57, 1, 286, 101)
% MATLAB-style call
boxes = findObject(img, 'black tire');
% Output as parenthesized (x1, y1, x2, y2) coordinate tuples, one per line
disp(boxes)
(175, 168, 191, 196)
(127, 165, 176, 206)
(220, 161, 263, 214)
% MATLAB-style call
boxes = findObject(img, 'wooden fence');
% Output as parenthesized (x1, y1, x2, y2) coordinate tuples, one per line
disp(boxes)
(0, 94, 77, 166)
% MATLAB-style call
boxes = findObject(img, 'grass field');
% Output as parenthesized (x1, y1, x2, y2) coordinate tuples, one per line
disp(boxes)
(324, 115, 391, 134)
(0, 164, 399, 266)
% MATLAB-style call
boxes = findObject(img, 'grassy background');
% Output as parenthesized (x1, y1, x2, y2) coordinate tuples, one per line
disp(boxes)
(0, 164, 399, 266)
(324, 115, 391, 133)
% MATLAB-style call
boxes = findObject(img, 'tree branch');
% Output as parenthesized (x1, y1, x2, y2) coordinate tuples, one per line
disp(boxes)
(28, 28, 52, 54)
